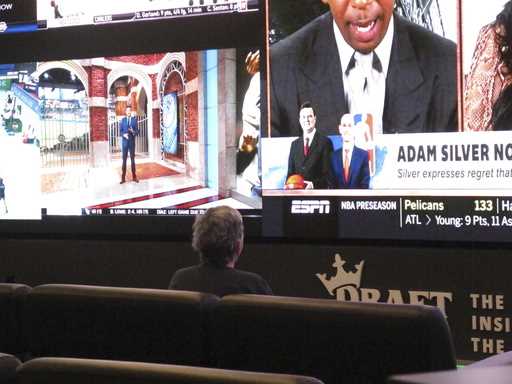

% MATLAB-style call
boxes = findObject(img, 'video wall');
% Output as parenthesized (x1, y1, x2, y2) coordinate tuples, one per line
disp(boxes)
(0, 0, 262, 237)
(262, 0, 512, 243)
(2, 0, 512, 243)
(0, 0, 258, 32)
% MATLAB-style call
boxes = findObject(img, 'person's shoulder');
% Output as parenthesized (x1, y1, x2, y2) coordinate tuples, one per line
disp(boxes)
(316, 133, 332, 145)
(231, 268, 264, 280)
(168, 265, 203, 290)
(290, 136, 302, 146)
(396, 14, 456, 54)
(231, 269, 269, 286)
(271, 12, 332, 59)
(354, 146, 369, 158)
(171, 265, 201, 279)
(233, 269, 272, 295)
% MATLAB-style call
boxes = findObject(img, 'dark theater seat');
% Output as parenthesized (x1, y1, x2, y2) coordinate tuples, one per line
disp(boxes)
(24, 285, 219, 365)
(0, 353, 20, 384)
(211, 295, 457, 384)
(0, 284, 31, 355)
(16, 357, 325, 384)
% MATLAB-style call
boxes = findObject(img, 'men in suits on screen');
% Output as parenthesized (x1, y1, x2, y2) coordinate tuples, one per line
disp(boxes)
(287, 102, 333, 189)
(329, 113, 370, 189)
(120, 106, 139, 184)
(269, 0, 457, 137)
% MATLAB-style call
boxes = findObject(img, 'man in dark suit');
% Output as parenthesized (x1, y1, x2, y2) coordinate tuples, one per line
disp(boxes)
(330, 113, 370, 189)
(287, 102, 333, 189)
(120, 107, 139, 184)
(269, 0, 457, 137)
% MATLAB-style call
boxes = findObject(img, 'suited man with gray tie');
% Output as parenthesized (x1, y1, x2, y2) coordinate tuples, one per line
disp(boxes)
(287, 102, 333, 189)
(269, 0, 457, 137)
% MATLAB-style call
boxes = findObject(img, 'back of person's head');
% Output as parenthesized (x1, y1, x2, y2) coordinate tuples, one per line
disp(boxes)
(192, 206, 244, 267)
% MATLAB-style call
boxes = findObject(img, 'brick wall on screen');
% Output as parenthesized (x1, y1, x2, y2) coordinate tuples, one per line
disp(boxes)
(89, 65, 108, 97)
(187, 94, 198, 142)
(153, 108, 160, 140)
(90, 108, 108, 141)
(186, 52, 198, 82)
(106, 54, 166, 66)
(187, 51, 199, 143)
(88, 65, 109, 142)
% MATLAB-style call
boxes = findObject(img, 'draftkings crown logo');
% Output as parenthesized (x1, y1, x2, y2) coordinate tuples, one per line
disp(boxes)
(316, 254, 364, 300)
(316, 253, 453, 317)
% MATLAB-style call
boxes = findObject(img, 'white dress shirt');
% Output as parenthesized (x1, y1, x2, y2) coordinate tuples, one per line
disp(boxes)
(333, 16, 395, 135)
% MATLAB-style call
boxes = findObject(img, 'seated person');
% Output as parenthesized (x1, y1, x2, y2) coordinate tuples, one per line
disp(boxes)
(169, 206, 272, 297)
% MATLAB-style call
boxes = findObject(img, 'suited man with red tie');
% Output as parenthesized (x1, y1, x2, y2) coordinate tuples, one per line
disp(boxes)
(329, 113, 370, 189)
(286, 102, 333, 189)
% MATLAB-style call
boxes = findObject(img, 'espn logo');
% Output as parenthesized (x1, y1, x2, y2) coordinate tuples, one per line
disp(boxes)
(291, 200, 331, 214)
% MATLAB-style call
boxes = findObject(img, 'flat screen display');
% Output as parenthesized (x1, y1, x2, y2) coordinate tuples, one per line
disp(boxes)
(0, 0, 263, 238)
(0, 0, 259, 33)
(262, 0, 512, 243)
(37, 0, 259, 29)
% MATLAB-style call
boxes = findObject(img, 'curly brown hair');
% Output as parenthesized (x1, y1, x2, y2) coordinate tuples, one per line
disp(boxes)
(192, 206, 244, 267)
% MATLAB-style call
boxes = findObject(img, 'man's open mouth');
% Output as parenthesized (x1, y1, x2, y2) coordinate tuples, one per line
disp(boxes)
(349, 18, 380, 43)
(356, 20, 376, 33)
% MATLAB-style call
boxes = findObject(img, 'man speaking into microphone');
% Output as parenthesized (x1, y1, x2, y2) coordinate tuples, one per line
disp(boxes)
(120, 106, 139, 184)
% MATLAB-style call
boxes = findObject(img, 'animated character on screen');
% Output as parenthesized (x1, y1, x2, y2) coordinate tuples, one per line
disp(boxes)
(329, 113, 370, 189)
(236, 51, 262, 196)
(286, 102, 333, 189)
(464, 1, 512, 131)
(120, 106, 139, 184)
(269, 0, 457, 137)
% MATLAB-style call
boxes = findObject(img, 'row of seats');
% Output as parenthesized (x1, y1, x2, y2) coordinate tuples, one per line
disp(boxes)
(0, 283, 457, 384)
(1, 355, 324, 384)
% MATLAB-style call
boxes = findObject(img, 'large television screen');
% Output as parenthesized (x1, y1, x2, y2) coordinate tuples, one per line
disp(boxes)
(0, 0, 259, 33)
(0, 0, 263, 237)
(262, 0, 512, 243)
(4, 0, 512, 244)
(37, 0, 259, 29)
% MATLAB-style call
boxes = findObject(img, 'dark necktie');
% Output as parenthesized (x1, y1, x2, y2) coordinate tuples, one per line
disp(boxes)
(345, 51, 382, 95)
(304, 137, 309, 157)
(345, 51, 383, 76)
